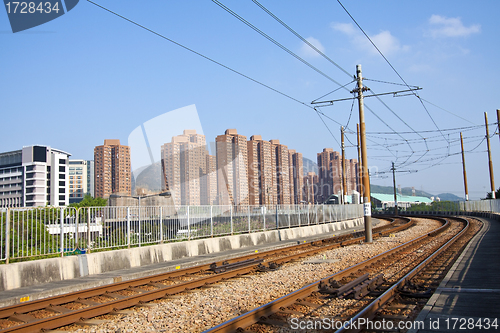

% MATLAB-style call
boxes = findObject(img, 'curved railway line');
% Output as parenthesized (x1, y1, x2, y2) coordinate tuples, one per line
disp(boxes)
(206, 216, 481, 333)
(0, 217, 407, 332)
(0, 216, 481, 333)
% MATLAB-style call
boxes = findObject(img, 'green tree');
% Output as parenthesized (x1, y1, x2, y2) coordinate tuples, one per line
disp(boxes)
(69, 194, 107, 208)
(484, 187, 500, 200)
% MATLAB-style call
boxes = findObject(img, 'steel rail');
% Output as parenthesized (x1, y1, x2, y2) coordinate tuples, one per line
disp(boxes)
(334, 216, 471, 333)
(1, 263, 261, 333)
(204, 216, 449, 333)
(0, 217, 407, 332)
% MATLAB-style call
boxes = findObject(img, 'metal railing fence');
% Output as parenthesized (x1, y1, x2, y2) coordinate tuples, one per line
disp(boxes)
(0, 204, 363, 263)
(460, 199, 500, 213)
(395, 199, 500, 215)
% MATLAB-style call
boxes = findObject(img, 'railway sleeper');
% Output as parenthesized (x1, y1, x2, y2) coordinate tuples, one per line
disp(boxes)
(255, 262, 280, 272)
(346, 274, 385, 300)
(45, 305, 73, 314)
(399, 282, 433, 298)
(319, 273, 369, 297)
(209, 258, 263, 273)
(8, 313, 37, 324)
(320, 273, 384, 299)
(257, 316, 288, 327)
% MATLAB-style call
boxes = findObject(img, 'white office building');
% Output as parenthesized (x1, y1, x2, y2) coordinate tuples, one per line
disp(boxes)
(0, 145, 71, 208)
(69, 160, 94, 204)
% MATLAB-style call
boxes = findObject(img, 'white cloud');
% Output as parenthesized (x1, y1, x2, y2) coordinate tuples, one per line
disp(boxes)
(428, 15, 480, 38)
(300, 37, 325, 58)
(331, 22, 356, 36)
(331, 22, 408, 56)
(369, 30, 409, 55)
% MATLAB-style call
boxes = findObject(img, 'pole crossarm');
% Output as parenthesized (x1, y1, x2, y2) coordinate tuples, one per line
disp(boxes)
(311, 87, 422, 107)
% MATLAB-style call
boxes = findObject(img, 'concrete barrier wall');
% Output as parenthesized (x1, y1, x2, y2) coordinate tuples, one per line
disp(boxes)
(0, 218, 363, 292)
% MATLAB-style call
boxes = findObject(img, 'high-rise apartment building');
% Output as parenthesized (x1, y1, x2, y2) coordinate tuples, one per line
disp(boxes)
(246, 135, 277, 206)
(303, 171, 318, 204)
(270, 140, 290, 205)
(69, 160, 94, 203)
(161, 130, 211, 206)
(94, 140, 131, 199)
(0, 145, 70, 207)
(317, 148, 358, 203)
(346, 159, 359, 195)
(289, 150, 304, 204)
(247, 136, 260, 206)
(216, 129, 249, 206)
(206, 154, 217, 205)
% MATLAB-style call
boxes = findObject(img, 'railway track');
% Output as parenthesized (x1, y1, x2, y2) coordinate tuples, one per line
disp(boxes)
(0, 217, 409, 332)
(205, 216, 481, 333)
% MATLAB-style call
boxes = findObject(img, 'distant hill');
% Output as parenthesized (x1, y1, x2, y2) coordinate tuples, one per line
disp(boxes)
(371, 184, 433, 198)
(370, 185, 462, 201)
(133, 162, 162, 193)
(302, 157, 318, 176)
(436, 193, 462, 201)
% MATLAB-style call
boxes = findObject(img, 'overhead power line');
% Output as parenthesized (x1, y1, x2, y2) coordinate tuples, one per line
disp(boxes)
(250, 0, 352, 78)
(336, 0, 449, 144)
(87, 0, 345, 148)
(211, 0, 346, 88)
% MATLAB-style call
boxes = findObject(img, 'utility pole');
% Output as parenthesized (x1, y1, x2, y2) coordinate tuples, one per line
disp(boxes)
(341, 126, 347, 204)
(485, 112, 496, 199)
(392, 162, 398, 216)
(355, 64, 372, 243)
(497, 109, 500, 144)
(460, 132, 469, 201)
(357, 123, 363, 203)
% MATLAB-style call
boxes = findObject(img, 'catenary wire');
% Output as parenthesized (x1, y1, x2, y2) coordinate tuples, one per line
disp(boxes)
(250, 0, 353, 78)
(336, 0, 450, 144)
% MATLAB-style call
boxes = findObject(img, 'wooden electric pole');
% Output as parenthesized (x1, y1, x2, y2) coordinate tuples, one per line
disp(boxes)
(392, 162, 398, 215)
(485, 112, 496, 199)
(355, 65, 372, 242)
(357, 123, 363, 203)
(497, 109, 500, 144)
(341, 126, 347, 204)
(310, 65, 420, 237)
(460, 132, 469, 201)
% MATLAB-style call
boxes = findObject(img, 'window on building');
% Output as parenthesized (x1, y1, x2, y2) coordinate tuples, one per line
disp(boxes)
(59, 166, 65, 172)
(33, 146, 47, 162)
(59, 159, 66, 164)
(59, 181, 65, 186)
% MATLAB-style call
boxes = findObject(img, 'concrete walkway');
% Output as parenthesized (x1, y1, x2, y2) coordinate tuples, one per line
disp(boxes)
(409, 216, 500, 332)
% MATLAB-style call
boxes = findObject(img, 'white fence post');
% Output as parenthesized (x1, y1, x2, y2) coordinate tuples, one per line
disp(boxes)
(298, 206, 301, 227)
(263, 206, 266, 231)
(5, 208, 10, 264)
(210, 205, 213, 237)
(230, 206, 233, 235)
(74, 208, 79, 249)
(127, 207, 131, 248)
(159, 207, 163, 244)
(87, 208, 91, 253)
(248, 206, 251, 233)
(187, 206, 191, 240)
(275, 205, 279, 229)
(307, 205, 311, 225)
(60, 207, 64, 257)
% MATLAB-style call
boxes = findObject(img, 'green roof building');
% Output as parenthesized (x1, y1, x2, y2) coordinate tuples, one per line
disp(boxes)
(371, 193, 432, 210)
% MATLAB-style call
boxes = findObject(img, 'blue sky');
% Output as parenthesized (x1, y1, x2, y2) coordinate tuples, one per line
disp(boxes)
(1, 0, 499, 199)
